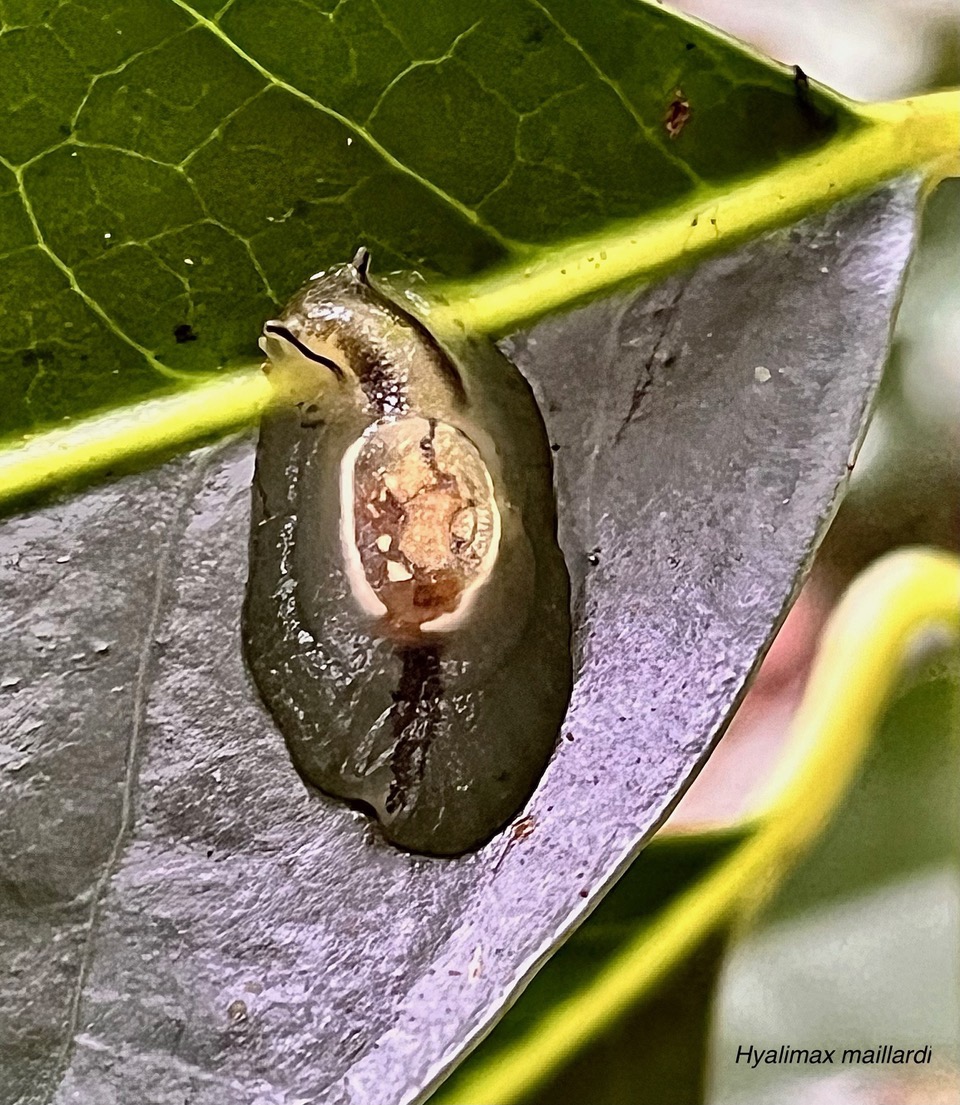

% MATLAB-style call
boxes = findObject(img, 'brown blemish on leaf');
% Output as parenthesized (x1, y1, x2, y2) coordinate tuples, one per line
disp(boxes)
(510, 814, 536, 843)
(493, 813, 537, 872)
(665, 88, 691, 139)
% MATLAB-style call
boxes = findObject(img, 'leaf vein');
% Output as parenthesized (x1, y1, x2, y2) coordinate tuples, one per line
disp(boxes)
(364, 20, 483, 126)
(42, 458, 213, 1098)
(166, 0, 521, 253)
(1, 153, 195, 383)
(70, 25, 196, 133)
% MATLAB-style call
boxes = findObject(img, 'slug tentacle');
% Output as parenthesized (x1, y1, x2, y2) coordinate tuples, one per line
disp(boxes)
(243, 250, 572, 855)
(260, 322, 346, 379)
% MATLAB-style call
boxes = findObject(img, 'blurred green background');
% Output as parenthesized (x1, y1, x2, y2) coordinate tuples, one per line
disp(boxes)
(705, 1, 960, 1093)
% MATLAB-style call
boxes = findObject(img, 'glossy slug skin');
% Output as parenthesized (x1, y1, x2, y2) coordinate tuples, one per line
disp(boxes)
(243, 253, 572, 855)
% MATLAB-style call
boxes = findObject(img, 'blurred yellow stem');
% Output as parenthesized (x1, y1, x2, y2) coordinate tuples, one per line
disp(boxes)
(436, 548, 960, 1105)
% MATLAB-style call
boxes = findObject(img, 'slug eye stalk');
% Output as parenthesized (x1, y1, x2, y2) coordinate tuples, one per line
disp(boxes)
(352, 245, 371, 283)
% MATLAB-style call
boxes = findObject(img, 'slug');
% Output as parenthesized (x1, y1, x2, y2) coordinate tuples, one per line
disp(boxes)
(243, 248, 572, 856)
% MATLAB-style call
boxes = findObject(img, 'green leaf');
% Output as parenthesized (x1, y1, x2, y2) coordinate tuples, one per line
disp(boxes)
(2, 0, 956, 453)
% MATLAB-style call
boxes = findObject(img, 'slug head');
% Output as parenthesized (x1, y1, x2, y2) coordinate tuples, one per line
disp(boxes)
(258, 248, 375, 408)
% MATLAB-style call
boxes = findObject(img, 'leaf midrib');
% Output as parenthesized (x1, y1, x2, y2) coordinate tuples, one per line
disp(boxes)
(433, 92, 960, 335)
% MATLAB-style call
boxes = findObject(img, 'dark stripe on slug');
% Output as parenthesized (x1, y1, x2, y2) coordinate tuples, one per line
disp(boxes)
(263, 323, 346, 379)
(352, 245, 371, 283)
(384, 647, 443, 816)
(352, 345, 406, 414)
(363, 283, 468, 407)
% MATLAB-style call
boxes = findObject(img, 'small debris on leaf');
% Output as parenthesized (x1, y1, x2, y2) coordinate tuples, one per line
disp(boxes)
(664, 89, 691, 139)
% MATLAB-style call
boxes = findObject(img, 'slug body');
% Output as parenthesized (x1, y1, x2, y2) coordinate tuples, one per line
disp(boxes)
(243, 251, 572, 855)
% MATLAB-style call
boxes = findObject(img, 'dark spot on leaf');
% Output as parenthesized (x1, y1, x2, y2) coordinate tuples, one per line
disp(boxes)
(685, 41, 696, 50)
(523, 18, 548, 45)
(174, 324, 197, 344)
(58, 123, 72, 136)
(510, 815, 536, 842)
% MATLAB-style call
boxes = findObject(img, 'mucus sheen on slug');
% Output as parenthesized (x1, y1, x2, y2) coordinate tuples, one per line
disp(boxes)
(243, 251, 573, 855)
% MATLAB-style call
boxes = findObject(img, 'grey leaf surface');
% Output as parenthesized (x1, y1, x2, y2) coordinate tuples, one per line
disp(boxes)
(0, 178, 919, 1105)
